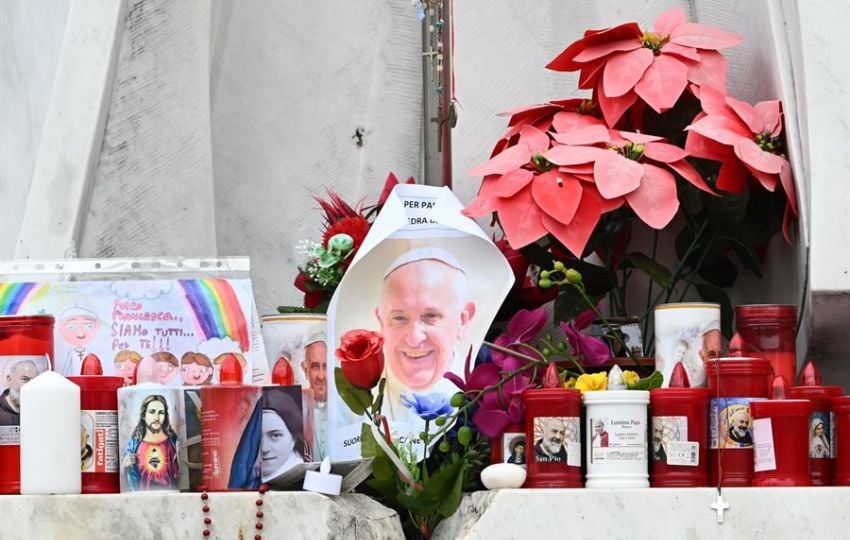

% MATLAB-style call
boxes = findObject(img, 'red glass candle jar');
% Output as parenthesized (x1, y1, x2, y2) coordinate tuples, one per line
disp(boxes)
(789, 385, 843, 485)
(650, 387, 710, 486)
(0, 314, 55, 494)
(522, 388, 582, 487)
(68, 375, 124, 493)
(731, 305, 796, 386)
(489, 423, 526, 467)
(705, 357, 771, 486)
(750, 398, 812, 486)
(833, 396, 850, 486)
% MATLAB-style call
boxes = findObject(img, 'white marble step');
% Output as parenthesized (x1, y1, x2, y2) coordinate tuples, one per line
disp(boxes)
(435, 487, 850, 539)
(0, 492, 402, 539)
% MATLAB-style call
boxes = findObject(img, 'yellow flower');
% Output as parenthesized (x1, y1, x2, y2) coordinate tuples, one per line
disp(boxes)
(623, 370, 640, 388)
(564, 377, 577, 389)
(575, 372, 607, 393)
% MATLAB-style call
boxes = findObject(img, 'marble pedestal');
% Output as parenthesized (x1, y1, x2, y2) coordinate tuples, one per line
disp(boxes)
(0, 492, 402, 540)
(434, 487, 850, 539)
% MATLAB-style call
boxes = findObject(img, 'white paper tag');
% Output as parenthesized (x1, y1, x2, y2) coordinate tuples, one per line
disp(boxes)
(567, 442, 581, 467)
(666, 441, 699, 466)
(753, 418, 777, 472)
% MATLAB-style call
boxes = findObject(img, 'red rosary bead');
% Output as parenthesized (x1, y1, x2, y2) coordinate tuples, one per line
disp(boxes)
(255, 499, 264, 507)
(200, 493, 209, 500)
(255, 523, 264, 530)
(203, 517, 211, 525)
(202, 530, 210, 537)
(256, 510, 264, 519)
(254, 535, 262, 540)
(202, 505, 210, 513)
(259, 484, 269, 494)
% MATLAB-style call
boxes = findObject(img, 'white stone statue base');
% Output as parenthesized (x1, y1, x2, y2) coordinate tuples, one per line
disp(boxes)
(0, 492, 402, 539)
(434, 487, 850, 539)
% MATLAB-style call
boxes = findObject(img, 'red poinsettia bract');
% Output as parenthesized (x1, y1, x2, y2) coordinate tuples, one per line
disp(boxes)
(539, 129, 714, 255)
(464, 108, 614, 255)
(685, 85, 798, 240)
(546, 7, 742, 126)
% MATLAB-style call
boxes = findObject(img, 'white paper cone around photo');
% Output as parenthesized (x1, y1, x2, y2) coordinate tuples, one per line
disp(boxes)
(326, 184, 515, 461)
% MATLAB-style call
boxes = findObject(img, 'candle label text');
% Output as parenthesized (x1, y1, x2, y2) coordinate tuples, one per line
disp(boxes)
(753, 417, 777, 472)
(81, 409, 119, 473)
(589, 416, 647, 463)
(709, 397, 765, 449)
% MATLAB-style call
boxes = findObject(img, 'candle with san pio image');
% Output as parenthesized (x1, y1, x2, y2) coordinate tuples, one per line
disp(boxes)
(0, 314, 55, 494)
(649, 362, 710, 486)
(706, 357, 772, 486)
(522, 364, 582, 488)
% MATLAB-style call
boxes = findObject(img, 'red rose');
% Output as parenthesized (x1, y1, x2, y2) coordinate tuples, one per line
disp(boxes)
(336, 329, 385, 390)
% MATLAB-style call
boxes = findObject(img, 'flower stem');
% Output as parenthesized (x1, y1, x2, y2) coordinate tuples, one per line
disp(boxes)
(642, 230, 659, 357)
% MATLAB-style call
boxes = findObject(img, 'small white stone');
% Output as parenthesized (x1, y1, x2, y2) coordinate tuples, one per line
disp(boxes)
(607, 364, 626, 390)
(480, 463, 526, 490)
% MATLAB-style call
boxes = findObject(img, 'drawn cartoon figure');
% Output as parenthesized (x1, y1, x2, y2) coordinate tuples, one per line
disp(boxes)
(58, 306, 102, 375)
(152, 352, 180, 385)
(180, 352, 213, 385)
(114, 350, 142, 386)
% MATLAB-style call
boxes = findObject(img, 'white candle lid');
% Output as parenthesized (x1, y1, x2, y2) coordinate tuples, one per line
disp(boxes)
(302, 457, 342, 495)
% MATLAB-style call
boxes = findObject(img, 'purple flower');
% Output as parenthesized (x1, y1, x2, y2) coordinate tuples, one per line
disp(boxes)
(560, 308, 612, 366)
(443, 347, 534, 439)
(491, 307, 548, 372)
(400, 392, 454, 421)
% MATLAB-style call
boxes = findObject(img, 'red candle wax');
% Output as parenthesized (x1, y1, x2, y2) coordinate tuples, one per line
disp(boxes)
(0, 315, 54, 494)
(732, 305, 796, 386)
(832, 396, 850, 486)
(705, 357, 771, 486)
(489, 423, 526, 467)
(750, 395, 812, 487)
(271, 357, 294, 385)
(80, 354, 103, 375)
(650, 363, 710, 487)
(67, 376, 125, 493)
(522, 388, 582, 487)
(789, 385, 843, 485)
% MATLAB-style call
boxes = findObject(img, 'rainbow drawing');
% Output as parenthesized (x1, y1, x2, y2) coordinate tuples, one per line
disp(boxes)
(0, 282, 48, 315)
(179, 279, 250, 351)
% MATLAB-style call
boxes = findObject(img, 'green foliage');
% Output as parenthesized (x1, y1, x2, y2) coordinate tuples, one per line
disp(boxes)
(334, 367, 372, 416)
(627, 370, 664, 390)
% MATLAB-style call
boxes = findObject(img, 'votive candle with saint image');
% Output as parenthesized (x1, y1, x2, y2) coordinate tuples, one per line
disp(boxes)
(654, 303, 721, 388)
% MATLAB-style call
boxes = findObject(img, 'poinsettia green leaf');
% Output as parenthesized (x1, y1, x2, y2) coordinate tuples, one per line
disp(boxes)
(695, 282, 734, 338)
(698, 256, 738, 288)
(708, 188, 748, 223)
(335, 367, 372, 416)
(621, 252, 672, 288)
(725, 237, 763, 278)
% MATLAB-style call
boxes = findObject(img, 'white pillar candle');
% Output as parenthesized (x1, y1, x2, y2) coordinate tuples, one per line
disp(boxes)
(20, 371, 82, 494)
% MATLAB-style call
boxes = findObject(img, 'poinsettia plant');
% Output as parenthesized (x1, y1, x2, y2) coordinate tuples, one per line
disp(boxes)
(465, 7, 798, 349)
(280, 172, 415, 312)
